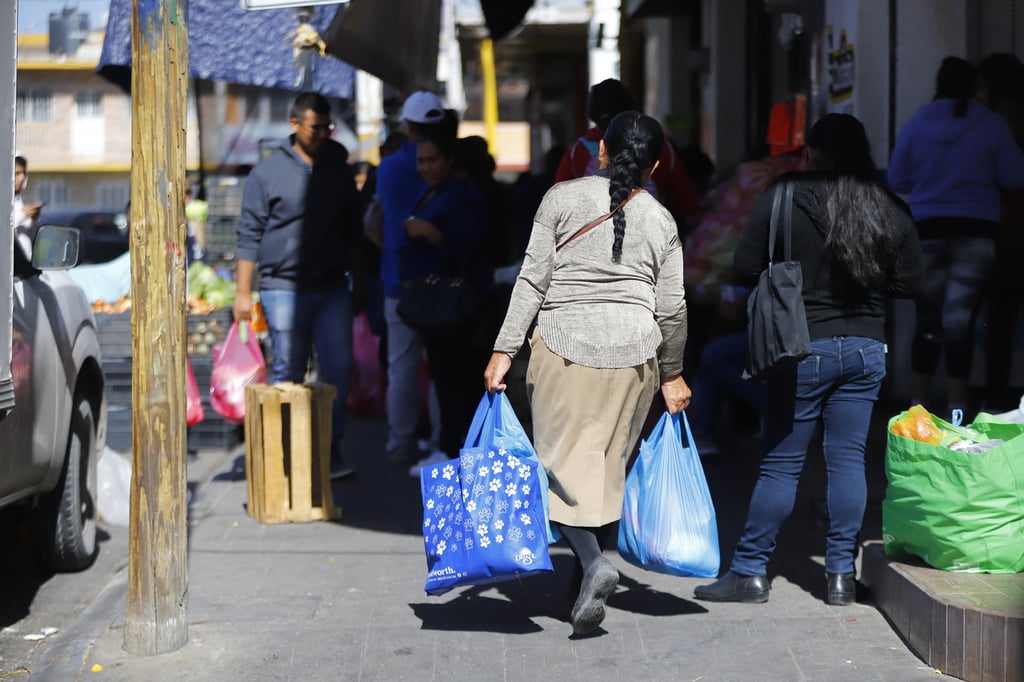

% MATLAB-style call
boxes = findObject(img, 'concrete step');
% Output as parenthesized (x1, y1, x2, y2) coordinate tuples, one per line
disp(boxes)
(861, 540, 1024, 682)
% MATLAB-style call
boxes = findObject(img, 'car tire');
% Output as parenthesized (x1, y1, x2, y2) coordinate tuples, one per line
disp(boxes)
(41, 395, 99, 571)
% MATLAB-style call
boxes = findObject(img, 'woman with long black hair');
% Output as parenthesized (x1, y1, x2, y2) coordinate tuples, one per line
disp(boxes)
(484, 111, 691, 635)
(694, 114, 924, 606)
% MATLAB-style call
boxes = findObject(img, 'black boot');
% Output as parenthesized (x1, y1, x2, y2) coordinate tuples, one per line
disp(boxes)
(826, 572, 856, 605)
(558, 524, 619, 634)
(693, 571, 770, 603)
(570, 556, 619, 635)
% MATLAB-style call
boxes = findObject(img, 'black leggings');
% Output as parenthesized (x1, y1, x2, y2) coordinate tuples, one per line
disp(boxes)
(558, 523, 615, 589)
(912, 235, 995, 380)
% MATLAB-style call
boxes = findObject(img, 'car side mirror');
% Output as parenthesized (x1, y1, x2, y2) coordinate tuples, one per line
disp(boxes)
(31, 225, 81, 270)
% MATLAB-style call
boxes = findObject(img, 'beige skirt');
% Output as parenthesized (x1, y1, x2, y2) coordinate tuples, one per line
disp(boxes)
(526, 328, 658, 527)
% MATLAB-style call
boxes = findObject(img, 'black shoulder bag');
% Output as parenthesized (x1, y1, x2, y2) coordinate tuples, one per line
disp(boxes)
(745, 181, 811, 380)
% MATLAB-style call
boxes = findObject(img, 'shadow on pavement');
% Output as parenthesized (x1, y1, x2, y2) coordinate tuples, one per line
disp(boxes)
(409, 552, 710, 635)
(0, 509, 113, 629)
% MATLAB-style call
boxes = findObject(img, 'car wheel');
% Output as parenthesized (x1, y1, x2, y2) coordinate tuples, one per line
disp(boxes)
(42, 395, 99, 571)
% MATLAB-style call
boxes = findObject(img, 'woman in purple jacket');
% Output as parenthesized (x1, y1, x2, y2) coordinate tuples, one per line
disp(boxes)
(887, 57, 1024, 417)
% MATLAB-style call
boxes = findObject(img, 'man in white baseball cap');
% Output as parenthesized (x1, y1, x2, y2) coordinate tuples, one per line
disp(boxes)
(400, 91, 446, 125)
(375, 92, 454, 467)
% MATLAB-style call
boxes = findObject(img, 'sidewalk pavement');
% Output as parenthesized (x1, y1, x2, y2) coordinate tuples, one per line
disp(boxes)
(32, 407, 954, 681)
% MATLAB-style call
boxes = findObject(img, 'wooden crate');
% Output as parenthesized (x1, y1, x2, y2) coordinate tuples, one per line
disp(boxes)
(243, 382, 340, 524)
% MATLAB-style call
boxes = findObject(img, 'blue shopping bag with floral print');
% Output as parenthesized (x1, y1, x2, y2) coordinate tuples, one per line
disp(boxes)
(421, 392, 554, 596)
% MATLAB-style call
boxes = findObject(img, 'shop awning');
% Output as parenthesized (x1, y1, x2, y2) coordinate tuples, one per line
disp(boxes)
(97, 0, 354, 99)
(321, 0, 441, 93)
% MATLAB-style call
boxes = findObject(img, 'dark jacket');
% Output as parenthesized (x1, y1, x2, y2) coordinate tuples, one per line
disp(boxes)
(236, 138, 360, 292)
(733, 173, 924, 342)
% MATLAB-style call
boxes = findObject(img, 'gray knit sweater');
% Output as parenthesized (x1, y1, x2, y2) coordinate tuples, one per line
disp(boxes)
(493, 176, 688, 378)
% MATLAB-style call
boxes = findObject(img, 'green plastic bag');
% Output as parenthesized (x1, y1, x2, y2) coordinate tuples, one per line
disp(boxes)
(882, 410, 1024, 573)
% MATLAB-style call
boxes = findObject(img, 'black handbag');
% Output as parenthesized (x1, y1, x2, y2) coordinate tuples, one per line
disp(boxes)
(397, 273, 482, 334)
(745, 180, 811, 380)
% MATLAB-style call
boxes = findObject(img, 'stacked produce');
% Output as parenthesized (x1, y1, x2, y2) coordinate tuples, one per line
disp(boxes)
(89, 262, 236, 316)
(187, 262, 237, 314)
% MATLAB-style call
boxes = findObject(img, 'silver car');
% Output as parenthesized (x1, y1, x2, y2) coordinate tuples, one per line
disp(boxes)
(0, 226, 106, 571)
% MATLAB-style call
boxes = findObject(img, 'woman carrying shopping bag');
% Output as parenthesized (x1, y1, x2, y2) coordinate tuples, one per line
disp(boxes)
(694, 114, 924, 607)
(484, 111, 691, 635)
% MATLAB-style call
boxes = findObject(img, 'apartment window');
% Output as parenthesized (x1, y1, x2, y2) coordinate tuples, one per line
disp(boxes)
(97, 182, 130, 210)
(35, 181, 69, 208)
(76, 91, 103, 117)
(16, 90, 53, 123)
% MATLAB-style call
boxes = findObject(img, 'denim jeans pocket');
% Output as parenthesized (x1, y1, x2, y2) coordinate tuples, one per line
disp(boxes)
(859, 341, 887, 382)
(796, 352, 821, 386)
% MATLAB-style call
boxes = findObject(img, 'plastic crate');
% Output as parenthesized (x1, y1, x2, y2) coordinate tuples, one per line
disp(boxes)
(96, 312, 133, 359)
(203, 215, 238, 262)
(207, 179, 246, 216)
(187, 309, 233, 357)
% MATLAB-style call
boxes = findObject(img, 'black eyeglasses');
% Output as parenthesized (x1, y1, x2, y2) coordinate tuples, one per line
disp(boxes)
(297, 121, 335, 134)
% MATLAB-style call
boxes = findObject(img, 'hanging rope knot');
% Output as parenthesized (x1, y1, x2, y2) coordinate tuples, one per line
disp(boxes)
(288, 22, 327, 59)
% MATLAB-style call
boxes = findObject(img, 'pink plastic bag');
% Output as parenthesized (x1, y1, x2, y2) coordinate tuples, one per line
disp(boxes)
(186, 358, 205, 426)
(210, 321, 267, 424)
(347, 313, 386, 416)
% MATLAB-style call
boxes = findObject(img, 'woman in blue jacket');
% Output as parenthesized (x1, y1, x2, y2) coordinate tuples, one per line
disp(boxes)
(402, 133, 492, 469)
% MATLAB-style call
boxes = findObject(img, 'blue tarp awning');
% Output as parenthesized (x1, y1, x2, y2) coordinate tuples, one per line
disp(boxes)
(98, 0, 354, 100)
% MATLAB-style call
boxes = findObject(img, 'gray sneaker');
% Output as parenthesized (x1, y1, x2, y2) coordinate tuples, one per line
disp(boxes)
(329, 456, 355, 479)
(329, 443, 356, 479)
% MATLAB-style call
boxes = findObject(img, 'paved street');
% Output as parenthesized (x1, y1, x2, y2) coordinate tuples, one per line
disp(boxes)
(1, 408, 956, 681)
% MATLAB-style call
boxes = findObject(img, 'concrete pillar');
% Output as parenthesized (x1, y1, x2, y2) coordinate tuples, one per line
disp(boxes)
(645, 16, 696, 147)
(893, 0, 968, 132)
(853, 2, 891, 159)
(644, 18, 673, 125)
(439, 0, 466, 116)
(355, 70, 383, 164)
(589, 0, 621, 85)
(701, 0, 747, 174)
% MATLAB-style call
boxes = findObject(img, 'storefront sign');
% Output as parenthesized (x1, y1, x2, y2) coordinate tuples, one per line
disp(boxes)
(825, 0, 857, 114)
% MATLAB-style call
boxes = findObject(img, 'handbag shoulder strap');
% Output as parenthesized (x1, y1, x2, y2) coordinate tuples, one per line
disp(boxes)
(767, 180, 795, 264)
(556, 186, 643, 252)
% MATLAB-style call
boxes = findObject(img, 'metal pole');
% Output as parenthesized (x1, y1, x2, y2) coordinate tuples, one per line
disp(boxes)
(123, 0, 190, 655)
(480, 38, 498, 155)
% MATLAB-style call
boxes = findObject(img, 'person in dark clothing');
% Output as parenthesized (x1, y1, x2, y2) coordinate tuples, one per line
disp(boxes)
(233, 92, 363, 479)
(555, 78, 699, 232)
(694, 114, 924, 607)
(979, 54, 1024, 411)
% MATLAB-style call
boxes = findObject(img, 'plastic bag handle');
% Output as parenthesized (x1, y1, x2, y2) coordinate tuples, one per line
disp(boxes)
(670, 411, 697, 453)
(464, 392, 499, 450)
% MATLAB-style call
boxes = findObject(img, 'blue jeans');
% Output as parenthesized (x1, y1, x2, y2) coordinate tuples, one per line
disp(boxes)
(730, 336, 886, 576)
(260, 287, 353, 446)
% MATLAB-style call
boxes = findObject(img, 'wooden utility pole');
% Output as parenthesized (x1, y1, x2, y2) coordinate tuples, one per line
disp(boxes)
(124, 0, 190, 655)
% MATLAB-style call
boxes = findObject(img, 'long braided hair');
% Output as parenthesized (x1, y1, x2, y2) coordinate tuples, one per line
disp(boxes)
(602, 112, 663, 262)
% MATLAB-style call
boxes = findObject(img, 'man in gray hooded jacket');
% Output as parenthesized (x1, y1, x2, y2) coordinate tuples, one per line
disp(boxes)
(233, 92, 362, 478)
